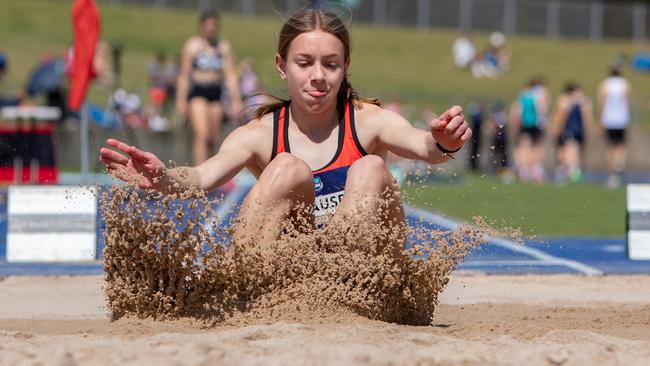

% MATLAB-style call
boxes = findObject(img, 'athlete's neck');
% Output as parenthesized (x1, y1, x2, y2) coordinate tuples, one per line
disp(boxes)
(288, 102, 339, 140)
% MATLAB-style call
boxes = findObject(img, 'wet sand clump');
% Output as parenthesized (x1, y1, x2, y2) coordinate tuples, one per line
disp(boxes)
(101, 184, 488, 326)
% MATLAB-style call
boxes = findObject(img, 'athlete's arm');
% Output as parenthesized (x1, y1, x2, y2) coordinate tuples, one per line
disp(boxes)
(550, 96, 567, 137)
(175, 39, 194, 117)
(369, 105, 472, 164)
(99, 122, 264, 193)
(597, 82, 606, 117)
(582, 97, 594, 139)
(193, 123, 261, 191)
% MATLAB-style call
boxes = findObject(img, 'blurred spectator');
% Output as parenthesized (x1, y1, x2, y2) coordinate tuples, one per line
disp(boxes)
(631, 52, 650, 73)
(176, 9, 243, 164)
(471, 32, 511, 79)
(550, 82, 593, 184)
(510, 78, 548, 183)
(452, 33, 476, 69)
(147, 50, 170, 131)
(112, 88, 147, 129)
(487, 100, 512, 181)
(0, 52, 23, 107)
(467, 100, 486, 172)
(148, 50, 168, 90)
(598, 66, 631, 188)
(237, 58, 271, 124)
(384, 95, 403, 115)
(165, 54, 180, 107)
(25, 54, 67, 122)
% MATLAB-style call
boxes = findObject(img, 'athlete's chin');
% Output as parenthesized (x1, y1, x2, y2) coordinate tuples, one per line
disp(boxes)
(302, 95, 336, 113)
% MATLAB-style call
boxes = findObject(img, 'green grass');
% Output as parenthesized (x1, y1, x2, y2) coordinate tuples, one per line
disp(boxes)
(1, 0, 649, 124)
(0, 1, 635, 238)
(402, 174, 626, 238)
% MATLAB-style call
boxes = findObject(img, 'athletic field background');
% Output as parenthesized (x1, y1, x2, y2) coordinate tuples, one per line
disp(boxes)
(0, 0, 637, 237)
(2, 0, 649, 123)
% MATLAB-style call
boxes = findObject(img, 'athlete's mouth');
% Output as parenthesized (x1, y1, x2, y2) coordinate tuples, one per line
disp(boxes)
(306, 90, 328, 98)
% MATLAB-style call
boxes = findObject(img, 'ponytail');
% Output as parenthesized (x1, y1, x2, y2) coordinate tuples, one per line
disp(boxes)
(253, 95, 290, 120)
(338, 75, 380, 109)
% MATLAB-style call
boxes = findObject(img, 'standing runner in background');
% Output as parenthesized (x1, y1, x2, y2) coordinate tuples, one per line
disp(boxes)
(550, 82, 593, 184)
(511, 78, 548, 183)
(598, 67, 631, 189)
(100, 8, 471, 246)
(176, 9, 242, 164)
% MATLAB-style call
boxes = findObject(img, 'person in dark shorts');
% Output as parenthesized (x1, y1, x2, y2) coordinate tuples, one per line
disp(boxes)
(176, 9, 242, 164)
(510, 78, 548, 183)
(550, 82, 593, 184)
(488, 100, 512, 181)
(598, 67, 631, 188)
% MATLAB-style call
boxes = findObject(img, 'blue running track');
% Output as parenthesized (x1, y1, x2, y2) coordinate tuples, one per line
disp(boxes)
(1, 183, 649, 276)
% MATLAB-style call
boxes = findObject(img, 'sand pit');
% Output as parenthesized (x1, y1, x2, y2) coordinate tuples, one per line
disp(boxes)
(2, 274, 650, 365)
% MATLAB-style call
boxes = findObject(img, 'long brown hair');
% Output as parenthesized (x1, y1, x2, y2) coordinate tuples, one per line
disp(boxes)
(254, 8, 379, 120)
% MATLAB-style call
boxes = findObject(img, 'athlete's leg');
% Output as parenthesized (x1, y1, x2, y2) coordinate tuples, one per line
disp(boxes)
(189, 97, 211, 164)
(232, 152, 315, 245)
(530, 133, 547, 183)
(332, 155, 406, 251)
(564, 140, 580, 172)
(207, 101, 225, 154)
(515, 134, 532, 181)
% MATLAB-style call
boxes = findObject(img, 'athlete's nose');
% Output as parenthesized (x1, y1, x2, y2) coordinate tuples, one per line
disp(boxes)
(312, 63, 326, 82)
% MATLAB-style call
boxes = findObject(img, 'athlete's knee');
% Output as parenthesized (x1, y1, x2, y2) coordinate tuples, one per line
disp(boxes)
(262, 152, 313, 194)
(193, 129, 210, 143)
(347, 155, 390, 189)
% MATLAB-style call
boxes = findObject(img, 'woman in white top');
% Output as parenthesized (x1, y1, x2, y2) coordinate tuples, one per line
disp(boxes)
(597, 67, 631, 188)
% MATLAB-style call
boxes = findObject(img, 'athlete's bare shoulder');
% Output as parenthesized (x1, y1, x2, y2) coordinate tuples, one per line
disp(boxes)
(351, 102, 400, 155)
(218, 39, 232, 53)
(224, 113, 275, 164)
(354, 101, 405, 129)
(183, 36, 203, 53)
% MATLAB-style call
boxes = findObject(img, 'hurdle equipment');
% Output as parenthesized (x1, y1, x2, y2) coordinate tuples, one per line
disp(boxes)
(627, 184, 650, 260)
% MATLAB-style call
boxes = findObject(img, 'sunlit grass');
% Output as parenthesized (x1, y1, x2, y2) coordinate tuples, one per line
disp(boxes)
(403, 173, 626, 237)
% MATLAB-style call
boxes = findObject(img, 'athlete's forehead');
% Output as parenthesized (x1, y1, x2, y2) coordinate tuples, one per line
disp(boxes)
(286, 30, 345, 60)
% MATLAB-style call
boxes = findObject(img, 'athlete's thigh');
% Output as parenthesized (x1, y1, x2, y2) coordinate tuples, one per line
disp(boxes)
(207, 101, 225, 138)
(189, 98, 210, 136)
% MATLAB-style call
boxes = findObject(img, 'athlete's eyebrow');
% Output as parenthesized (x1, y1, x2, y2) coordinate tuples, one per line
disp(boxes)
(293, 53, 341, 59)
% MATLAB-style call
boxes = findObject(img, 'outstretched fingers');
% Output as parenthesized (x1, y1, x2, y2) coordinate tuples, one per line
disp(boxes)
(99, 146, 129, 166)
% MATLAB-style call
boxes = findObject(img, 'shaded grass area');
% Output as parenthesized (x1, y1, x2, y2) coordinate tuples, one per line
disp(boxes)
(402, 174, 626, 238)
(1, 0, 649, 125)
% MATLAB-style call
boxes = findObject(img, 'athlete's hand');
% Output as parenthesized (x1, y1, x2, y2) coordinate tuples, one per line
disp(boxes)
(430, 105, 472, 153)
(99, 138, 166, 189)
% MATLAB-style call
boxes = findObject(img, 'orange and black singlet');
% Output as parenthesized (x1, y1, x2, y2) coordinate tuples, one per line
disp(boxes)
(271, 100, 367, 227)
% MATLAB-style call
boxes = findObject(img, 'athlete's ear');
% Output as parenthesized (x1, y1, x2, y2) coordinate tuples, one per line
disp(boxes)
(275, 53, 287, 80)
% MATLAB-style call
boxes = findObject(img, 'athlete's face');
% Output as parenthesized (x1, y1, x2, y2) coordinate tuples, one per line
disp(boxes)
(276, 30, 348, 114)
(200, 17, 219, 39)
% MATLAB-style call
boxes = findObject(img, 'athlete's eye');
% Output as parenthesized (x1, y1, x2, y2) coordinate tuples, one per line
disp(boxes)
(295, 60, 310, 67)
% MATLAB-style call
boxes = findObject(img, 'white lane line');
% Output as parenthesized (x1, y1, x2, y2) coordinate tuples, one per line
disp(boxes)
(462, 260, 584, 267)
(205, 183, 251, 236)
(404, 205, 604, 276)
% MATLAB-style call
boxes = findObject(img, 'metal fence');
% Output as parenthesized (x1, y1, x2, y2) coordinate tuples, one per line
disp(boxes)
(104, 0, 648, 41)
